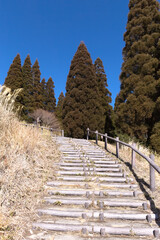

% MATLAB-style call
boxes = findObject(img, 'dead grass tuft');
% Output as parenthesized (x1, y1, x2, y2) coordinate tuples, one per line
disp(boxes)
(0, 86, 61, 239)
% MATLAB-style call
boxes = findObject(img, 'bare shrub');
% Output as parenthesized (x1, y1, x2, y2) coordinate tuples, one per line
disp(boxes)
(29, 108, 60, 129)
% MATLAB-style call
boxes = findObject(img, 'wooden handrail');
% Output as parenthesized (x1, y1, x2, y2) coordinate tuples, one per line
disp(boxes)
(22, 124, 64, 137)
(86, 128, 160, 191)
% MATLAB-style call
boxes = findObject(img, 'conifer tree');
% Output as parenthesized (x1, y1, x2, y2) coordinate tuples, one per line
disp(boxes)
(62, 42, 103, 138)
(115, 0, 160, 145)
(21, 54, 34, 120)
(4, 53, 23, 112)
(41, 78, 47, 110)
(56, 91, 64, 123)
(94, 57, 113, 134)
(45, 77, 56, 112)
(31, 59, 43, 109)
(4, 53, 23, 91)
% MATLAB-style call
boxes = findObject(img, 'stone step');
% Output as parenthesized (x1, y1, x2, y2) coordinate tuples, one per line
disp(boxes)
(60, 162, 120, 167)
(37, 208, 158, 221)
(26, 233, 154, 240)
(58, 171, 124, 177)
(56, 176, 129, 182)
(46, 181, 138, 189)
(44, 197, 148, 209)
(32, 222, 159, 237)
(47, 189, 140, 197)
(59, 166, 120, 172)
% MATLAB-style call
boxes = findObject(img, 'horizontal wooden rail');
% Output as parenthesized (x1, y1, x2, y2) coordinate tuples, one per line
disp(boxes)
(87, 128, 160, 191)
(22, 124, 64, 137)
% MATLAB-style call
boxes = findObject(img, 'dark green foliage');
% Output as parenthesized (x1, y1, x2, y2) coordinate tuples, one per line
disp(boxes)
(150, 122, 160, 153)
(4, 53, 23, 112)
(31, 59, 43, 109)
(94, 57, 114, 135)
(45, 77, 56, 112)
(4, 53, 23, 91)
(4, 54, 56, 122)
(21, 54, 34, 120)
(41, 78, 47, 109)
(56, 91, 64, 123)
(115, 0, 160, 150)
(62, 42, 103, 138)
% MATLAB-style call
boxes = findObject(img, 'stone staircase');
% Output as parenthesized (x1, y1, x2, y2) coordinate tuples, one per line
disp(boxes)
(27, 137, 160, 239)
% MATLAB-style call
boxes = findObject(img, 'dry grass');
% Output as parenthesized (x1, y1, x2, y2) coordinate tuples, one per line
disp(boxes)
(94, 139, 160, 214)
(0, 86, 61, 239)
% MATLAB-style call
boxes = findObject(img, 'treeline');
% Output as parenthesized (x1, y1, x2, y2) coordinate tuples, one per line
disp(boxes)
(4, 45, 113, 137)
(4, 54, 56, 122)
(115, 0, 160, 153)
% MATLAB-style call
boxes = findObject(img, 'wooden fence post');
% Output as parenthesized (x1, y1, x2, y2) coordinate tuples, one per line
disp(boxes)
(95, 130, 98, 145)
(87, 128, 89, 140)
(50, 128, 53, 137)
(105, 133, 107, 151)
(116, 137, 119, 158)
(62, 130, 64, 137)
(132, 143, 136, 169)
(150, 154, 155, 191)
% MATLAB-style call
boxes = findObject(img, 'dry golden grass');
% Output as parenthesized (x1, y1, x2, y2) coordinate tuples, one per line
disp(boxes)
(0, 86, 61, 239)
(94, 139, 160, 214)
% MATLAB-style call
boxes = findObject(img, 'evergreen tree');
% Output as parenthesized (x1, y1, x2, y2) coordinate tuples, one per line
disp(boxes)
(41, 78, 47, 110)
(56, 91, 64, 123)
(62, 42, 103, 138)
(21, 54, 34, 120)
(31, 59, 43, 109)
(94, 57, 113, 134)
(115, 0, 160, 145)
(4, 53, 23, 112)
(4, 53, 23, 91)
(45, 77, 56, 112)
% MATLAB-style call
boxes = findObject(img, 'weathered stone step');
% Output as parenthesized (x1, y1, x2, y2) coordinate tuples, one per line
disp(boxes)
(62, 156, 81, 159)
(48, 189, 140, 197)
(32, 222, 159, 237)
(56, 176, 130, 182)
(58, 171, 124, 177)
(44, 197, 148, 209)
(59, 166, 120, 172)
(46, 181, 138, 189)
(27, 232, 154, 240)
(60, 162, 120, 168)
(37, 208, 158, 222)
(38, 235, 156, 240)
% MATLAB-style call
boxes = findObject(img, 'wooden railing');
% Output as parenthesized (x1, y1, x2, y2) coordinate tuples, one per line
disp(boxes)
(23, 124, 64, 137)
(87, 128, 160, 192)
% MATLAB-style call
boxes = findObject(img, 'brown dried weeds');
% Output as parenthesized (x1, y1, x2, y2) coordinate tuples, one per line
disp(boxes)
(0, 88, 61, 240)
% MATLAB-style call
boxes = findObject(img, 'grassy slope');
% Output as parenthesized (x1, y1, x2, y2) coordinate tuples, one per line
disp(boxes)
(0, 87, 60, 239)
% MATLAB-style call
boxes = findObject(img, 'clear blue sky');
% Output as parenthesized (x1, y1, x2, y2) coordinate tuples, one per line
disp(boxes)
(0, 0, 129, 107)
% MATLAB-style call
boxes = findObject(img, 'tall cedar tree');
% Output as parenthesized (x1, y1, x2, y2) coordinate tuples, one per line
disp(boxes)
(56, 91, 64, 123)
(21, 54, 34, 120)
(41, 78, 47, 110)
(4, 53, 23, 112)
(94, 57, 114, 134)
(45, 77, 56, 112)
(4, 53, 23, 91)
(115, 0, 160, 147)
(62, 42, 103, 138)
(31, 59, 43, 109)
